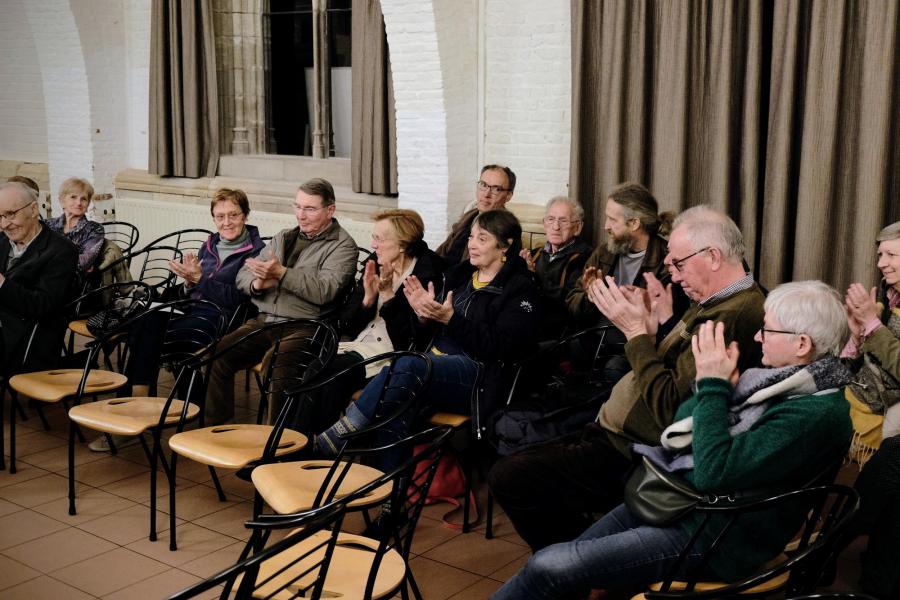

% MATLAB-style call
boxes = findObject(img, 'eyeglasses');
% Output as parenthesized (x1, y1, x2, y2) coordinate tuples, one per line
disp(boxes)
(669, 247, 711, 272)
(476, 180, 510, 195)
(212, 211, 244, 222)
(543, 216, 580, 228)
(293, 204, 326, 215)
(0, 200, 35, 223)
(758, 328, 798, 342)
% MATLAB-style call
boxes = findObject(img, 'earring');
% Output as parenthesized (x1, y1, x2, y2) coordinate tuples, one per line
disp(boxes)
(501, 254, 507, 263)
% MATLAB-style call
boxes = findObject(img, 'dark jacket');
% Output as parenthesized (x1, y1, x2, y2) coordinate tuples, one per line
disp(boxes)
(190, 224, 265, 317)
(342, 248, 445, 351)
(435, 208, 478, 265)
(0, 226, 78, 371)
(429, 255, 541, 436)
(530, 239, 592, 337)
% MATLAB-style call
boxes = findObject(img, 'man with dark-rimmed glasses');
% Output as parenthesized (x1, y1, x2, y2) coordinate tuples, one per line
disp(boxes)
(0, 181, 78, 371)
(489, 204, 765, 552)
(435, 164, 516, 265)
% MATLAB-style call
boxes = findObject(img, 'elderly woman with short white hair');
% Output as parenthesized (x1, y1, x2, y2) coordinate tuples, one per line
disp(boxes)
(492, 280, 854, 600)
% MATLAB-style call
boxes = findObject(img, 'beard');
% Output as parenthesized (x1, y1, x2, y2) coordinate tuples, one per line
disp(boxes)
(605, 231, 633, 255)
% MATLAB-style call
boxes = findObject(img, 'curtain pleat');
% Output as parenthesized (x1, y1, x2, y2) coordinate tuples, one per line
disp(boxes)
(572, 0, 900, 290)
(351, 0, 398, 195)
(149, 0, 219, 179)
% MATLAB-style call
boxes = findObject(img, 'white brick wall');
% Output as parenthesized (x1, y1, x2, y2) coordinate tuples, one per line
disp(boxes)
(124, 0, 150, 170)
(0, 0, 49, 164)
(484, 0, 571, 206)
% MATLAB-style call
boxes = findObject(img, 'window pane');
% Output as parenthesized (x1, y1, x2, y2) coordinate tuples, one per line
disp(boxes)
(268, 0, 314, 155)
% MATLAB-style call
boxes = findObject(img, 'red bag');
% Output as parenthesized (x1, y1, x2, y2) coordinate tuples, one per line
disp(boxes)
(408, 444, 478, 530)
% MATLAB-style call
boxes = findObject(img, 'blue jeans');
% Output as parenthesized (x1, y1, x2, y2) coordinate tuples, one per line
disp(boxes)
(354, 353, 478, 467)
(491, 504, 703, 600)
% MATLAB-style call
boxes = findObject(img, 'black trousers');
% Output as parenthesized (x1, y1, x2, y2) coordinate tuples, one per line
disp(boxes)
(853, 434, 900, 599)
(487, 422, 633, 551)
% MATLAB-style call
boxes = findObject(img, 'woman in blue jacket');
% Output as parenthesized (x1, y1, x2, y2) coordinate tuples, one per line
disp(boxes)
(90, 188, 264, 451)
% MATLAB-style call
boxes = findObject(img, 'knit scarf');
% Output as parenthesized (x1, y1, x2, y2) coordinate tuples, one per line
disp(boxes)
(633, 355, 853, 473)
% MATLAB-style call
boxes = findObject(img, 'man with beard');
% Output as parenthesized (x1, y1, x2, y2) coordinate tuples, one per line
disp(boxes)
(566, 182, 673, 324)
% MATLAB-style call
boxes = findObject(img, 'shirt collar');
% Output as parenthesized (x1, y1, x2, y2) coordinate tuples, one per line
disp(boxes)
(700, 273, 755, 306)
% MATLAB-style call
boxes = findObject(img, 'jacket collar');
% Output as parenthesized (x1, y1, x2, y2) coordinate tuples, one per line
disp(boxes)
(2, 225, 53, 274)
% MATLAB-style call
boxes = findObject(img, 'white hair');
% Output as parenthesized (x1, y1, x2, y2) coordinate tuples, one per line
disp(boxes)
(764, 280, 849, 358)
(545, 196, 585, 222)
(0, 181, 38, 206)
(672, 205, 745, 262)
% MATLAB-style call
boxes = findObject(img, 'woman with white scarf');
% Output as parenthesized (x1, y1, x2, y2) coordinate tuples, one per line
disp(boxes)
(492, 280, 853, 600)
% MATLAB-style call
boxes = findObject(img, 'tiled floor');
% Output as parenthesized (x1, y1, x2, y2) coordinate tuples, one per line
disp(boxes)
(0, 369, 869, 599)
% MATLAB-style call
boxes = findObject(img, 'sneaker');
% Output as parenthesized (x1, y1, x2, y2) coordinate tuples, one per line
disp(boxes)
(88, 434, 142, 452)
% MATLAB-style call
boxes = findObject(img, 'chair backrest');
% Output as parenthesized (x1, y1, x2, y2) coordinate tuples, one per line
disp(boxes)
(165, 501, 349, 600)
(141, 228, 212, 255)
(124, 244, 183, 292)
(101, 221, 140, 255)
(67, 280, 153, 320)
(645, 484, 860, 599)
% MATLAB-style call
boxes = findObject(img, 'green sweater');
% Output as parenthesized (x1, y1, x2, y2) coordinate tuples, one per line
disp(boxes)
(678, 377, 852, 582)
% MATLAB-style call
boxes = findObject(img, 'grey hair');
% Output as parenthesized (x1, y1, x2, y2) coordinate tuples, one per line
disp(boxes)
(672, 205, 745, 262)
(875, 221, 900, 243)
(0, 181, 38, 205)
(545, 196, 585, 222)
(764, 280, 849, 359)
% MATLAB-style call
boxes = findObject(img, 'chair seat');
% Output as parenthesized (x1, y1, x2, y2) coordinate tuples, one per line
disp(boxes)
(252, 361, 263, 374)
(252, 460, 391, 514)
(634, 554, 790, 599)
(168, 424, 308, 469)
(69, 397, 199, 436)
(9, 369, 128, 403)
(429, 412, 470, 428)
(68, 319, 94, 338)
(238, 529, 406, 600)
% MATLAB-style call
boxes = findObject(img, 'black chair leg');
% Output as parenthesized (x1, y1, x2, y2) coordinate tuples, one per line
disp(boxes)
(8, 390, 18, 474)
(140, 433, 158, 542)
(169, 452, 179, 551)
(0, 383, 6, 472)
(14, 398, 27, 423)
(485, 490, 494, 539)
(68, 420, 77, 515)
(461, 447, 472, 534)
(407, 570, 425, 600)
(209, 466, 227, 501)
(33, 404, 50, 430)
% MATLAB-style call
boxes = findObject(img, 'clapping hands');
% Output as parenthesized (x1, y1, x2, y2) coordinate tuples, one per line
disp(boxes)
(403, 275, 454, 324)
(692, 320, 740, 385)
(169, 252, 202, 286)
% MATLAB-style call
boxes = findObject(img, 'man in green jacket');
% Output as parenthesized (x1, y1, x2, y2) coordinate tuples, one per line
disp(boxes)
(489, 205, 766, 550)
(205, 178, 358, 425)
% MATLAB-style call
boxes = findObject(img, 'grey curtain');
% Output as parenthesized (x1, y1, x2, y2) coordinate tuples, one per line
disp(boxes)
(149, 0, 219, 178)
(571, 0, 900, 291)
(351, 0, 398, 195)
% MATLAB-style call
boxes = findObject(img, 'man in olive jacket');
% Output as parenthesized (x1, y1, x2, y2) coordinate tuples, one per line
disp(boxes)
(204, 178, 358, 425)
(0, 182, 77, 372)
(489, 205, 765, 551)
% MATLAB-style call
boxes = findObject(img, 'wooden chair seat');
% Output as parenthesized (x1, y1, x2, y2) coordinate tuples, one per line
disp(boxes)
(238, 529, 406, 600)
(168, 425, 308, 469)
(68, 318, 93, 338)
(252, 361, 263, 374)
(631, 554, 790, 599)
(68, 397, 199, 436)
(9, 369, 128, 403)
(251, 460, 391, 514)
(429, 411, 470, 428)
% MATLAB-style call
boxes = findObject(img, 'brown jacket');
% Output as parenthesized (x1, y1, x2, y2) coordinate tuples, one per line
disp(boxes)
(435, 208, 479, 265)
(566, 233, 671, 320)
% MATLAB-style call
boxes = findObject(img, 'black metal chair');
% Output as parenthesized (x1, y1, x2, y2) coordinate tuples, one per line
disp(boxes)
(66, 298, 226, 541)
(166, 318, 339, 550)
(140, 228, 213, 255)
(786, 594, 880, 600)
(636, 484, 860, 599)
(171, 425, 454, 600)
(101, 220, 140, 255)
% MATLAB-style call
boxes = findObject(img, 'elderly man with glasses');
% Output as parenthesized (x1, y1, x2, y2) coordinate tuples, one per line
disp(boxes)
(0, 181, 78, 371)
(489, 204, 765, 553)
(435, 164, 516, 265)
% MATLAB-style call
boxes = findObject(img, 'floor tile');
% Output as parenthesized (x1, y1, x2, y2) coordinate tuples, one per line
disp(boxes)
(0, 574, 97, 600)
(0, 509, 68, 551)
(0, 554, 41, 590)
(126, 521, 237, 567)
(103, 471, 194, 505)
(32, 486, 137, 526)
(407, 556, 483, 600)
(20, 440, 107, 472)
(0, 461, 52, 488)
(0, 497, 23, 517)
(10, 430, 67, 458)
(77, 503, 180, 546)
(423, 531, 530, 576)
(488, 551, 530, 582)
(411, 516, 462, 554)
(154, 481, 242, 520)
(448, 577, 504, 599)
(0, 473, 73, 508)
(71, 456, 150, 487)
(178, 540, 245, 578)
(101, 567, 203, 600)
(2, 526, 117, 573)
(51, 546, 170, 597)
(199, 471, 256, 500)
(191, 500, 255, 540)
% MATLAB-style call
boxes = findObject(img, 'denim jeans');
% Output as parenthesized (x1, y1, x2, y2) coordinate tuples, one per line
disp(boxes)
(354, 353, 478, 469)
(491, 504, 703, 600)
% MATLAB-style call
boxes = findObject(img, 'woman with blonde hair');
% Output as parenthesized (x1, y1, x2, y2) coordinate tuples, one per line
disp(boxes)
(45, 177, 105, 277)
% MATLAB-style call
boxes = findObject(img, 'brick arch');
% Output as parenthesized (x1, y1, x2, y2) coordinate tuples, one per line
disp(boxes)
(379, 0, 478, 246)
(23, 0, 93, 211)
